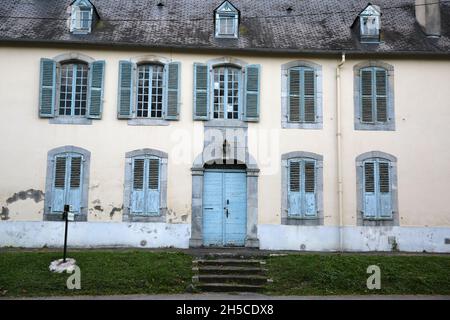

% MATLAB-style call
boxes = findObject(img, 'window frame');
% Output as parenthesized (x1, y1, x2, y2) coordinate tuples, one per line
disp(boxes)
(44, 146, 90, 222)
(214, 1, 239, 39)
(212, 65, 242, 120)
(354, 61, 395, 131)
(135, 63, 166, 120)
(281, 61, 323, 129)
(281, 151, 324, 226)
(70, 0, 93, 34)
(356, 151, 399, 226)
(123, 149, 168, 222)
(58, 62, 89, 118)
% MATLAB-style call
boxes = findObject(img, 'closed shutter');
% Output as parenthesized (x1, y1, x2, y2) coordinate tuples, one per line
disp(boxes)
(131, 158, 145, 214)
(361, 68, 374, 123)
(378, 161, 392, 218)
(363, 161, 377, 217)
(304, 160, 316, 216)
(146, 158, 160, 215)
(87, 60, 105, 119)
(52, 156, 67, 212)
(288, 68, 300, 122)
(193, 63, 209, 120)
(244, 64, 260, 121)
(303, 69, 316, 123)
(39, 58, 56, 118)
(68, 156, 83, 213)
(165, 62, 180, 120)
(375, 69, 388, 123)
(117, 60, 134, 119)
(288, 161, 301, 216)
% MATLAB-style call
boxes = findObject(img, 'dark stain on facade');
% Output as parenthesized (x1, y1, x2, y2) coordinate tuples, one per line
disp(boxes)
(6, 189, 44, 204)
(109, 206, 123, 218)
(94, 205, 104, 212)
(1, 207, 9, 220)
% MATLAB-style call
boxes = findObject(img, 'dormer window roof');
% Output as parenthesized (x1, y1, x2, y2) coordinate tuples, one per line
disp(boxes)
(70, 0, 95, 34)
(353, 3, 381, 43)
(214, 1, 239, 38)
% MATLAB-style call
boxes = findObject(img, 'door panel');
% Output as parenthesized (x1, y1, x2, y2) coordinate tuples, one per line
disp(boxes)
(203, 171, 224, 246)
(224, 172, 247, 246)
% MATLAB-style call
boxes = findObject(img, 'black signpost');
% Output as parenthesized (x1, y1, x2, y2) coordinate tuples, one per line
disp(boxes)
(62, 204, 70, 263)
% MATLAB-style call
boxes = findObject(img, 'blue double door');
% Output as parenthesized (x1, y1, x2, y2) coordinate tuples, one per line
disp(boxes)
(203, 170, 247, 247)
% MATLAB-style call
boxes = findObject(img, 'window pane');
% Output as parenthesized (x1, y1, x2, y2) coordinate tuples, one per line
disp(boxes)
(58, 63, 88, 117)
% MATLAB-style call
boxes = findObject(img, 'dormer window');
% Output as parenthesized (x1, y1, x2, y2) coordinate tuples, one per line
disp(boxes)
(70, 0, 94, 34)
(358, 4, 381, 43)
(215, 1, 239, 38)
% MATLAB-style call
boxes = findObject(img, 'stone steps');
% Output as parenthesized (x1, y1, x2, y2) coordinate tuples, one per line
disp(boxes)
(193, 265, 268, 275)
(193, 274, 268, 285)
(195, 283, 265, 293)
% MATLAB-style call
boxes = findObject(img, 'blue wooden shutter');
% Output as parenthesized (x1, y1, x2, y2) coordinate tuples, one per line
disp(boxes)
(67, 155, 83, 213)
(288, 160, 301, 216)
(303, 68, 316, 123)
(244, 64, 260, 122)
(288, 68, 300, 122)
(165, 62, 181, 120)
(117, 60, 134, 119)
(146, 158, 160, 215)
(363, 161, 377, 218)
(378, 161, 392, 218)
(39, 58, 56, 118)
(375, 68, 388, 123)
(303, 160, 316, 217)
(193, 63, 209, 120)
(131, 158, 145, 214)
(361, 68, 374, 123)
(51, 156, 67, 213)
(87, 60, 105, 119)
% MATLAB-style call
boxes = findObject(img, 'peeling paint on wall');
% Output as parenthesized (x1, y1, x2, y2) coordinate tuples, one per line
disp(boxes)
(94, 205, 104, 212)
(109, 206, 123, 218)
(1, 207, 9, 220)
(6, 189, 44, 204)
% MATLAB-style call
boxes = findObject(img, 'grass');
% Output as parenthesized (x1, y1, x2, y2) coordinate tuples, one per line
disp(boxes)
(265, 253, 450, 295)
(0, 250, 193, 297)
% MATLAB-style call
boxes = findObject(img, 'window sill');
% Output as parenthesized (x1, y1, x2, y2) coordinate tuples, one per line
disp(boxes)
(282, 120, 323, 130)
(122, 214, 165, 223)
(355, 122, 395, 131)
(204, 119, 248, 128)
(49, 117, 92, 125)
(44, 213, 87, 222)
(128, 118, 170, 126)
(282, 216, 323, 226)
(361, 218, 396, 227)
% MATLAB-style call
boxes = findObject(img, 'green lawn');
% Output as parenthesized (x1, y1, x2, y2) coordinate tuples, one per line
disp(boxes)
(0, 250, 193, 297)
(266, 254, 450, 295)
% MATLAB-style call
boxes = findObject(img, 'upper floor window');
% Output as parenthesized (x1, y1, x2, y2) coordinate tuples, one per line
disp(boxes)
(44, 146, 91, 222)
(38, 54, 105, 124)
(193, 58, 260, 122)
(215, 1, 239, 38)
(354, 61, 395, 131)
(70, 0, 94, 34)
(354, 4, 381, 43)
(117, 59, 180, 124)
(281, 61, 323, 129)
(356, 151, 398, 226)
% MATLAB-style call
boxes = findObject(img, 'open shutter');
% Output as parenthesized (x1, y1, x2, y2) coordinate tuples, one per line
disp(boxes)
(378, 161, 392, 218)
(363, 161, 377, 218)
(117, 60, 134, 119)
(146, 158, 160, 215)
(303, 68, 316, 123)
(193, 63, 209, 120)
(51, 156, 67, 213)
(131, 158, 145, 214)
(304, 160, 316, 217)
(39, 58, 56, 118)
(244, 64, 260, 121)
(288, 161, 301, 216)
(68, 156, 83, 213)
(87, 60, 105, 119)
(375, 69, 388, 123)
(165, 62, 181, 120)
(288, 68, 300, 122)
(361, 68, 374, 123)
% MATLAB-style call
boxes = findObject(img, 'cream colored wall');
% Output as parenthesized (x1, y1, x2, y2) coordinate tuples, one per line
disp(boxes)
(0, 47, 449, 227)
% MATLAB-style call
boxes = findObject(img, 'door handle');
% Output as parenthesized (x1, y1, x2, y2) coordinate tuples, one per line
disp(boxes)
(224, 207, 229, 218)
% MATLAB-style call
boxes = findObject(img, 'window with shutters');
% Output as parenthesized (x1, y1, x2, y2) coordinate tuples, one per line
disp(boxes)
(44, 146, 90, 221)
(123, 149, 168, 222)
(282, 61, 323, 129)
(39, 53, 105, 125)
(215, 1, 239, 38)
(356, 4, 381, 43)
(117, 58, 180, 125)
(193, 58, 260, 122)
(281, 152, 324, 225)
(356, 151, 398, 226)
(354, 61, 395, 131)
(70, 0, 94, 34)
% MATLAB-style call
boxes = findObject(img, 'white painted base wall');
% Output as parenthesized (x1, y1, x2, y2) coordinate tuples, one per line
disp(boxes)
(1, 222, 449, 253)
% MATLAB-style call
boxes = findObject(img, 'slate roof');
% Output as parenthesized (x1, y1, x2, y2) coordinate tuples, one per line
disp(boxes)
(0, 0, 449, 56)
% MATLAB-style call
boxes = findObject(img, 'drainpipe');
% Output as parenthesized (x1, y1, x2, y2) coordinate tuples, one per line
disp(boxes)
(336, 53, 346, 252)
